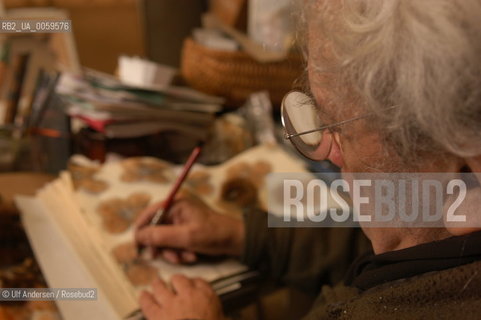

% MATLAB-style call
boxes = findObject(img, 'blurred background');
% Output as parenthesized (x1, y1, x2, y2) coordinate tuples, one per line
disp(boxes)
(0, 1, 336, 319)
(0, 0, 314, 172)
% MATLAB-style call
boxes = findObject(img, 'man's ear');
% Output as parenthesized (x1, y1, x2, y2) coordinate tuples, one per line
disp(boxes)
(445, 155, 481, 236)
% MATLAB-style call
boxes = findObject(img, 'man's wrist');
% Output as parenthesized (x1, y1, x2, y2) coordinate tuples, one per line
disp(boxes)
(220, 215, 245, 257)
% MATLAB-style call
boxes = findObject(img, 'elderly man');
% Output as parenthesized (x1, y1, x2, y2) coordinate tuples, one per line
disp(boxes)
(135, 0, 481, 319)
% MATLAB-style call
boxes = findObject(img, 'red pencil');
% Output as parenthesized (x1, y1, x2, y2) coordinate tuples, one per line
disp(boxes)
(149, 143, 203, 225)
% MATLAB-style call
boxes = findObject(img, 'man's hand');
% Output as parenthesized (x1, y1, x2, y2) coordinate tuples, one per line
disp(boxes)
(140, 275, 225, 320)
(134, 193, 245, 264)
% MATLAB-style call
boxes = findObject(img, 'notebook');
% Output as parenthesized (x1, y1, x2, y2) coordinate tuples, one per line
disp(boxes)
(15, 144, 311, 320)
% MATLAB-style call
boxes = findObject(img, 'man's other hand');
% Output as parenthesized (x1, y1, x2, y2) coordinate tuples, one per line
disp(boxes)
(140, 275, 225, 320)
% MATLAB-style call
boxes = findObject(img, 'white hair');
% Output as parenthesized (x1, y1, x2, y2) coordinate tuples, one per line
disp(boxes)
(303, 0, 481, 160)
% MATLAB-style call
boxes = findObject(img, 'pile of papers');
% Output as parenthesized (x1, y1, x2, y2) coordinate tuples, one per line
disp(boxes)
(57, 68, 224, 139)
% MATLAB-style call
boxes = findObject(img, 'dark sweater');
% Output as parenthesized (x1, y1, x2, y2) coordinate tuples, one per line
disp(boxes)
(241, 211, 481, 319)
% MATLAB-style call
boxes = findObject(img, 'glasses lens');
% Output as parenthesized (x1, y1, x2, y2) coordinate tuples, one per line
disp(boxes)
(281, 91, 332, 160)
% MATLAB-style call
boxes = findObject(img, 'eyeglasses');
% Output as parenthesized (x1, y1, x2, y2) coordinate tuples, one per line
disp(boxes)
(281, 91, 372, 161)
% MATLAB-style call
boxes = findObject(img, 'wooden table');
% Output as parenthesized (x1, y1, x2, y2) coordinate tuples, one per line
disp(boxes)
(0, 172, 54, 214)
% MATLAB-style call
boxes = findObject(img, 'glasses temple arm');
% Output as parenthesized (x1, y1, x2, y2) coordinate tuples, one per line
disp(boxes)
(285, 105, 398, 139)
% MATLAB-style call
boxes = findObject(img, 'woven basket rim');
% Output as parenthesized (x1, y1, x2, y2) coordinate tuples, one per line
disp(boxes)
(183, 37, 304, 64)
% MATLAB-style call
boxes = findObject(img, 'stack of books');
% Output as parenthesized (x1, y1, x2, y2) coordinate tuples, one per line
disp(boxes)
(57, 68, 224, 140)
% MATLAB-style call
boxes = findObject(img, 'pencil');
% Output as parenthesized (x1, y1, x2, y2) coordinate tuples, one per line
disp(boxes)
(150, 143, 203, 225)
(137, 143, 203, 257)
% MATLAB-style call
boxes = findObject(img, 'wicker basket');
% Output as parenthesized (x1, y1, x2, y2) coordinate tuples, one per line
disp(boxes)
(180, 38, 304, 107)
